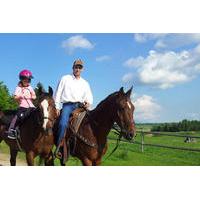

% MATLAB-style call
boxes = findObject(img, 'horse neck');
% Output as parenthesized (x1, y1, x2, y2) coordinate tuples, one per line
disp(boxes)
(90, 100, 116, 139)
(24, 108, 43, 138)
(34, 107, 44, 130)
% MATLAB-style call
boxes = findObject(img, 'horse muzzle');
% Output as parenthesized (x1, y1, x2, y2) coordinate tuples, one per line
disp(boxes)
(124, 132, 135, 141)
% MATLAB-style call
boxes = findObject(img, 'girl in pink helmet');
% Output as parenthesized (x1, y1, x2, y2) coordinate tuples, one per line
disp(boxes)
(7, 69, 36, 139)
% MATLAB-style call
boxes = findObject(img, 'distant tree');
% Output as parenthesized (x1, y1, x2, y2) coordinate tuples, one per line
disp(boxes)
(34, 82, 46, 97)
(151, 119, 200, 132)
(0, 81, 18, 111)
(33, 82, 46, 105)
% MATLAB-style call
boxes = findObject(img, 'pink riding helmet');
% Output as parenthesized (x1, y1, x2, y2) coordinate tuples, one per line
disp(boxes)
(19, 69, 34, 80)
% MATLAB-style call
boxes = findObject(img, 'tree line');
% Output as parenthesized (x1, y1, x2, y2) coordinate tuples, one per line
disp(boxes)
(151, 119, 200, 132)
(0, 81, 45, 111)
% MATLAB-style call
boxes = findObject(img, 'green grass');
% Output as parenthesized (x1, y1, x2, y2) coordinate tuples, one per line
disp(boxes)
(0, 141, 25, 161)
(1, 129, 200, 166)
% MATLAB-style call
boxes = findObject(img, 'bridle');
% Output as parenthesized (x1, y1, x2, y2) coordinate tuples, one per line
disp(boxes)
(43, 116, 54, 123)
(35, 103, 56, 134)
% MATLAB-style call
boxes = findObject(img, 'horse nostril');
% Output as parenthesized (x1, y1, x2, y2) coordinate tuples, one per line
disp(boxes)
(126, 133, 133, 140)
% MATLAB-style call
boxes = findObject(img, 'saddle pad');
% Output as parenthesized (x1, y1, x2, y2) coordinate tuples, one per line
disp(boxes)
(69, 108, 86, 134)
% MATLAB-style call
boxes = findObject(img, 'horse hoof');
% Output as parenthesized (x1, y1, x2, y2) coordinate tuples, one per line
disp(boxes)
(54, 152, 62, 160)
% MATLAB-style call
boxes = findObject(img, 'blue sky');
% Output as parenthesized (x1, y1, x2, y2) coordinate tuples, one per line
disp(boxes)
(0, 33, 200, 123)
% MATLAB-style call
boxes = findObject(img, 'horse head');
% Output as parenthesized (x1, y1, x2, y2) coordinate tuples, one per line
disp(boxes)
(36, 86, 57, 132)
(113, 86, 136, 141)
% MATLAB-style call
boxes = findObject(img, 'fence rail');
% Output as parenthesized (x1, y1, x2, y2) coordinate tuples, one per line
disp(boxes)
(139, 131, 200, 139)
(109, 130, 200, 153)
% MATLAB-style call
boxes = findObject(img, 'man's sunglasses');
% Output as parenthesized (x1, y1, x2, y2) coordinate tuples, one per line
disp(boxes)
(74, 65, 83, 69)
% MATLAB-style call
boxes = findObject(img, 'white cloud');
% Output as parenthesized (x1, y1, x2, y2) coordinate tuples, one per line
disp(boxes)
(186, 113, 200, 120)
(134, 33, 200, 49)
(155, 34, 200, 49)
(61, 35, 94, 54)
(122, 73, 134, 83)
(123, 56, 144, 68)
(134, 33, 147, 43)
(132, 94, 161, 122)
(96, 55, 111, 62)
(123, 45, 200, 89)
(134, 33, 168, 43)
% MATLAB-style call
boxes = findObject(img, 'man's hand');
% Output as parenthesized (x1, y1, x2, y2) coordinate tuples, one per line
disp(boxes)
(83, 101, 90, 109)
(56, 109, 60, 117)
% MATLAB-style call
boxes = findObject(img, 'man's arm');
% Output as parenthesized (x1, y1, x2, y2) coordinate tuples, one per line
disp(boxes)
(83, 82, 93, 109)
(54, 77, 65, 112)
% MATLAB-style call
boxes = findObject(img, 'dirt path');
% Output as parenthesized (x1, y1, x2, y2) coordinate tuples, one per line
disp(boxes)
(0, 152, 27, 166)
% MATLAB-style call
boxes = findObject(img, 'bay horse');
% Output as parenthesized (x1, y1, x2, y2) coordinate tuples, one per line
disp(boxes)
(57, 86, 136, 166)
(0, 86, 57, 166)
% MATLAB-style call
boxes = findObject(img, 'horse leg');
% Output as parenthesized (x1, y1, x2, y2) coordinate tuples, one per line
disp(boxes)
(93, 145, 108, 166)
(44, 151, 54, 166)
(81, 157, 92, 166)
(10, 148, 18, 166)
(93, 158, 102, 166)
(26, 151, 35, 166)
(58, 146, 66, 166)
(60, 158, 66, 166)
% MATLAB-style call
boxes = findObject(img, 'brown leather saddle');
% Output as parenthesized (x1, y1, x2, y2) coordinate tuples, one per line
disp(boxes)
(69, 108, 87, 134)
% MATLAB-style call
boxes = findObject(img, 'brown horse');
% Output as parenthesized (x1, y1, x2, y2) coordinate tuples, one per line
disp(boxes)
(58, 86, 136, 166)
(0, 87, 57, 166)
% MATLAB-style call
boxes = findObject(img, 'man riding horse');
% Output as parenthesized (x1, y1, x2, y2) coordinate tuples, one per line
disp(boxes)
(54, 59, 93, 158)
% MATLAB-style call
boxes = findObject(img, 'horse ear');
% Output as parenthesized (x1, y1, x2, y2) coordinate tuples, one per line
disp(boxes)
(119, 87, 124, 94)
(48, 86, 53, 97)
(37, 86, 43, 96)
(126, 86, 133, 98)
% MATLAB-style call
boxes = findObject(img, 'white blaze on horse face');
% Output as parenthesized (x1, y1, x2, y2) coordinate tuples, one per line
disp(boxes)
(127, 101, 131, 110)
(41, 99, 49, 130)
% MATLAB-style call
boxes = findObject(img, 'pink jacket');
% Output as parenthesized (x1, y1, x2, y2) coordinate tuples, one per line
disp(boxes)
(14, 86, 36, 108)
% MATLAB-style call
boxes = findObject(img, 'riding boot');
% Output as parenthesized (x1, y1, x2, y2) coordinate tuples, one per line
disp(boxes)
(54, 143, 63, 159)
(6, 115, 18, 140)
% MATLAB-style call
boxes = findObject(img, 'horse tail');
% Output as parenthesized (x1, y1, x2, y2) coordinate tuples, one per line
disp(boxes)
(0, 135, 2, 144)
(0, 109, 3, 120)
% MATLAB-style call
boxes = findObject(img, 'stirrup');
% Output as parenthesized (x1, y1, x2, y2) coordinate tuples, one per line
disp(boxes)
(54, 147, 62, 159)
(7, 129, 17, 140)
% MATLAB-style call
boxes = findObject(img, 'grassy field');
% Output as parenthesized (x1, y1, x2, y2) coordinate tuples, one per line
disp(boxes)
(1, 125, 200, 166)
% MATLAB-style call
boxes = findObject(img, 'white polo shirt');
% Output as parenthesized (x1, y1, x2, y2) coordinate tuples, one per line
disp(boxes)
(54, 74, 93, 110)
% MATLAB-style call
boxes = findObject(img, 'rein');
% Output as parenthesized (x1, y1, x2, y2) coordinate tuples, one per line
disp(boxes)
(103, 126, 123, 161)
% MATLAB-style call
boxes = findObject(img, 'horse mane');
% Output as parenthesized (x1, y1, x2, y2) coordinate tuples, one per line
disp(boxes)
(34, 92, 52, 107)
(92, 91, 119, 112)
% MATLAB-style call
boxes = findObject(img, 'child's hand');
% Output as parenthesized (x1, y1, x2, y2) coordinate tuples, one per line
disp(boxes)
(22, 90, 31, 99)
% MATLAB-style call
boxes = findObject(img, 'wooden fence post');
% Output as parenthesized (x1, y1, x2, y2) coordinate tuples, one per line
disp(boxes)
(141, 131, 144, 153)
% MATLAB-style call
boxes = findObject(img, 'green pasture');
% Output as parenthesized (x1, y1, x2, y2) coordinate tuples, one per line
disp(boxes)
(1, 125, 200, 166)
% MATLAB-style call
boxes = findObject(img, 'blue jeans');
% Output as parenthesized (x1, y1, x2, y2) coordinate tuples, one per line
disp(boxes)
(57, 103, 79, 146)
